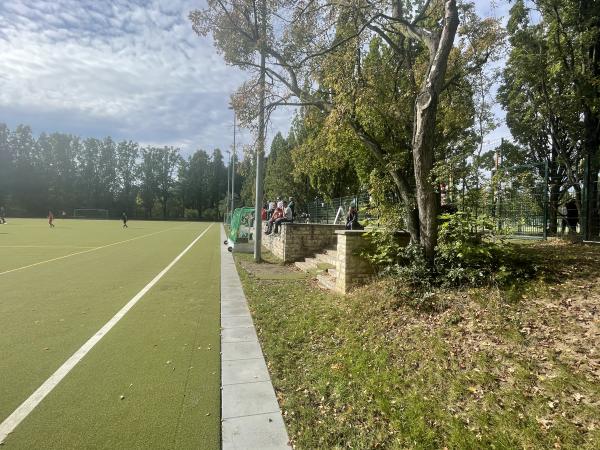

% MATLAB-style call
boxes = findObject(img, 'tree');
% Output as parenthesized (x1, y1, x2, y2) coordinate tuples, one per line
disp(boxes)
(180, 149, 211, 217)
(499, 0, 579, 204)
(139, 147, 159, 218)
(0, 122, 230, 220)
(116, 141, 140, 215)
(10, 125, 46, 215)
(499, 0, 600, 234)
(155, 146, 181, 219)
(210, 149, 227, 212)
(191, 0, 503, 260)
(0, 124, 11, 206)
(265, 132, 312, 203)
(238, 145, 256, 208)
(78, 138, 102, 209)
(98, 137, 118, 209)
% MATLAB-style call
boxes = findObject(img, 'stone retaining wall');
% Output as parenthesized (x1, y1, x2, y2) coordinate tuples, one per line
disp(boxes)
(335, 230, 410, 293)
(262, 223, 345, 262)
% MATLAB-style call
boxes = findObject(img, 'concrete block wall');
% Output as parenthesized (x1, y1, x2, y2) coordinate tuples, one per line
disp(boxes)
(334, 230, 410, 293)
(334, 230, 375, 293)
(262, 223, 345, 262)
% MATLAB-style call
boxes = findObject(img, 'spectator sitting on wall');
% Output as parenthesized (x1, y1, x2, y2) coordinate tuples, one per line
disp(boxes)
(261, 204, 268, 221)
(345, 204, 364, 230)
(272, 200, 293, 234)
(267, 200, 276, 220)
(266, 203, 283, 234)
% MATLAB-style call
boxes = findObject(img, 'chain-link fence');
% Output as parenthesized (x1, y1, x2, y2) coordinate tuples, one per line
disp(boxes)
(452, 162, 550, 238)
(303, 192, 371, 224)
(296, 161, 600, 242)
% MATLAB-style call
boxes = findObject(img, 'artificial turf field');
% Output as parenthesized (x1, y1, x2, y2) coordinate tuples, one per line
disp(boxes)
(0, 218, 221, 449)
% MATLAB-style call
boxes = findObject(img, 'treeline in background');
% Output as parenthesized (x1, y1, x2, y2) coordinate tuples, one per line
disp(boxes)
(0, 123, 237, 219)
(0, 117, 354, 221)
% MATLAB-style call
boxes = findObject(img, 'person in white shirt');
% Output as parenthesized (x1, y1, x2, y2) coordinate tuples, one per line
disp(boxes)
(273, 200, 293, 234)
(267, 200, 276, 220)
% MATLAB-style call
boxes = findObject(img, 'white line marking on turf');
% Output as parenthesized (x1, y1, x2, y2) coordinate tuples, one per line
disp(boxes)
(0, 245, 96, 249)
(0, 226, 183, 277)
(0, 224, 213, 444)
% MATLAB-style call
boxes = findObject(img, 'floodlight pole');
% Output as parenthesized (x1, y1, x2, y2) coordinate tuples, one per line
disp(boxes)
(253, 0, 267, 263)
(226, 149, 231, 222)
(229, 107, 236, 217)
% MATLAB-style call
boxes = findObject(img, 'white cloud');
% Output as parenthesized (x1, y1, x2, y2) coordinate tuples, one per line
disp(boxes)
(0, 0, 274, 156)
(0, 0, 511, 158)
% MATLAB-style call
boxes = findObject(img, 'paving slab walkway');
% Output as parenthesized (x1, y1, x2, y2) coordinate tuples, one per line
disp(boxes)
(220, 226, 291, 450)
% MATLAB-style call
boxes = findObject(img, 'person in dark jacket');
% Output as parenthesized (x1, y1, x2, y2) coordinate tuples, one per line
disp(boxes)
(345, 204, 363, 230)
(562, 198, 579, 234)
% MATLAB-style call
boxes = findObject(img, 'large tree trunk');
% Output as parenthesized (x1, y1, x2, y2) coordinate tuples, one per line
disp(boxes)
(388, 168, 419, 242)
(162, 195, 168, 219)
(411, 0, 459, 261)
(348, 120, 420, 243)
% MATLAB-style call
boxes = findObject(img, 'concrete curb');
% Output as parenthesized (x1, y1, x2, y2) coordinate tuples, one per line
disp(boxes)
(220, 226, 291, 450)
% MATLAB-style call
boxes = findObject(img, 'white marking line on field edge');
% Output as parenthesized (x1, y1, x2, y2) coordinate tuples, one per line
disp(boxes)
(0, 226, 182, 277)
(0, 245, 96, 249)
(0, 223, 213, 444)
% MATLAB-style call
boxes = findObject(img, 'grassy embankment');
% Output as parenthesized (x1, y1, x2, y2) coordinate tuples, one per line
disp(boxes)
(235, 242, 599, 449)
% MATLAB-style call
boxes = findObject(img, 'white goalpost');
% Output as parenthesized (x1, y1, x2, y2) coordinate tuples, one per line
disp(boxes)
(73, 209, 109, 219)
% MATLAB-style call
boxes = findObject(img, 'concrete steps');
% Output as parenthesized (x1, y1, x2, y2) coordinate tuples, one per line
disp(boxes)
(293, 247, 339, 292)
(294, 257, 319, 272)
(293, 261, 308, 271)
(315, 250, 337, 266)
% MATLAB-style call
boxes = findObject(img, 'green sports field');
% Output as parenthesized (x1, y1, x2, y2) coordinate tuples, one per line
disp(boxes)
(0, 218, 221, 449)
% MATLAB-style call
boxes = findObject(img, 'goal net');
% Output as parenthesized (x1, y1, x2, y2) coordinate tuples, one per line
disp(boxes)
(228, 207, 255, 244)
(73, 209, 109, 219)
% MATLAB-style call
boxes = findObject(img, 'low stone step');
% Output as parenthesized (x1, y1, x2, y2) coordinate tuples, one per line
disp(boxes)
(326, 268, 337, 278)
(294, 261, 311, 272)
(295, 258, 319, 272)
(304, 257, 319, 269)
(315, 250, 337, 266)
(317, 273, 337, 291)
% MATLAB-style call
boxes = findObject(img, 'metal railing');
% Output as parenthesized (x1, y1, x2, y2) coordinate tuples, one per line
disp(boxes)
(303, 192, 372, 224)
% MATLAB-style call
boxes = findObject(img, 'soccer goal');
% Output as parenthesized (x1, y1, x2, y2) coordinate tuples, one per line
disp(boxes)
(225, 207, 255, 252)
(73, 208, 109, 219)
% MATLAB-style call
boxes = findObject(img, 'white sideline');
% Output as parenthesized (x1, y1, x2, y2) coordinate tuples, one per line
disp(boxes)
(0, 224, 213, 444)
(0, 226, 182, 277)
(0, 245, 96, 249)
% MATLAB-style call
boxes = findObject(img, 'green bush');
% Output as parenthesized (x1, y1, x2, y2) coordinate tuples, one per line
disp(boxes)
(184, 208, 199, 219)
(363, 212, 538, 289)
(435, 212, 537, 287)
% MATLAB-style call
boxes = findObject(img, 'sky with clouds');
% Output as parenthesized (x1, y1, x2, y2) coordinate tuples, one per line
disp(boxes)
(0, 0, 511, 158)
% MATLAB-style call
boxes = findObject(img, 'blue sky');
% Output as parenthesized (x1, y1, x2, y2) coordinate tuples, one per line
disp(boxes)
(0, 0, 511, 157)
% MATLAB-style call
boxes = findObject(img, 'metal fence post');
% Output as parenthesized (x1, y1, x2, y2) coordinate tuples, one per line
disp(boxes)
(582, 153, 589, 240)
(543, 159, 549, 240)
